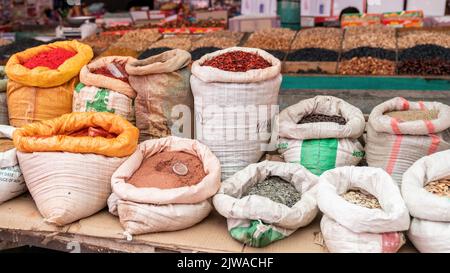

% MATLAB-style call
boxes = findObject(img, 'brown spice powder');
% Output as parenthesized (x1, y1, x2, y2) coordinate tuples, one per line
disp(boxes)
(127, 151, 206, 189)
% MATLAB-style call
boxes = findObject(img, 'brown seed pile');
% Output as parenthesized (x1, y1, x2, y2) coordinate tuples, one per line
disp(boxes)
(204, 30, 244, 42)
(424, 179, 450, 198)
(339, 57, 395, 75)
(298, 114, 346, 125)
(149, 37, 192, 51)
(341, 190, 382, 209)
(99, 46, 140, 58)
(343, 26, 396, 50)
(386, 109, 439, 122)
(114, 29, 162, 52)
(0, 39, 11, 47)
(191, 36, 238, 50)
(244, 28, 296, 51)
(81, 34, 121, 56)
(291, 28, 342, 51)
(398, 31, 450, 49)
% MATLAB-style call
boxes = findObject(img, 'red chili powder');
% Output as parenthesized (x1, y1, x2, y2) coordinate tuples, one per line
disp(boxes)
(68, 127, 117, 138)
(127, 151, 206, 189)
(202, 50, 272, 72)
(91, 61, 129, 83)
(22, 48, 77, 69)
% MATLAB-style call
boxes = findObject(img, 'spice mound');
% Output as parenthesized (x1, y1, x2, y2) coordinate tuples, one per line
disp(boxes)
(299, 114, 346, 125)
(424, 179, 450, 198)
(127, 151, 206, 189)
(202, 51, 271, 72)
(243, 176, 301, 207)
(341, 190, 381, 209)
(386, 109, 439, 122)
(22, 48, 76, 69)
(91, 61, 129, 83)
(0, 139, 15, 152)
(68, 127, 117, 138)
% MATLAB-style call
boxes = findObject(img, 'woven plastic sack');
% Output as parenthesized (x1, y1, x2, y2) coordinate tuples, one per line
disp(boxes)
(213, 161, 318, 248)
(0, 67, 8, 125)
(5, 40, 93, 127)
(402, 150, 450, 253)
(126, 49, 192, 141)
(14, 112, 138, 226)
(317, 166, 410, 253)
(0, 125, 25, 204)
(13, 112, 139, 158)
(74, 56, 137, 123)
(108, 136, 221, 236)
(277, 96, 365, 176)
(191, 47, 282, 180)
(366, 97, 450, 184)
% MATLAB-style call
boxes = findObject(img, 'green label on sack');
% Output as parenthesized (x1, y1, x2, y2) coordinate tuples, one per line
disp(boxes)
(277, 142, 288, 150)
(86, 88, 115, 114)
(229, 220, 285, 248)
(352, 151, 365, 158)
(75, 82, 85, 93)
(300, 138, 338, 176)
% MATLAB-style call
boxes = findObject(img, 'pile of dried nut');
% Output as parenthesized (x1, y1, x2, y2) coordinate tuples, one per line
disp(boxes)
(291, 28, 342, 51)
(341, 190, 382, 209)
(339, 57, 395, 75)
(343, 26, 396, 50)
(244, 28, 296, 51)
(204, 30, 244, 42)
(149, 37, 192, 51)
(191, 36, 238, 50)
(424, 179, 450, 198)
(114, 29, 162, 52)
(397, 31, 450, 49)
(81, 34, 121, 56)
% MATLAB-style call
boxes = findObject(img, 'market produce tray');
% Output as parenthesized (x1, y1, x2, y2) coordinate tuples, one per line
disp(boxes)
(0, 195, 417, 253)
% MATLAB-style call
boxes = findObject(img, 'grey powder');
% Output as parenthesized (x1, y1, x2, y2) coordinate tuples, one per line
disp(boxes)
(243, 176, 302, 207)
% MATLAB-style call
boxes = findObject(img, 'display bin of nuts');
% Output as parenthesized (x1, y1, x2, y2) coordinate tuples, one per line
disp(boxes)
(190, 31, 243, 61)
(402, 150, 450, 253)
(317, 166, 410, 253)
(243, 28, 296, 63)
(81, 33, 121, 57)
(284, 28, 342, 74)
(339, 26, 397, 75)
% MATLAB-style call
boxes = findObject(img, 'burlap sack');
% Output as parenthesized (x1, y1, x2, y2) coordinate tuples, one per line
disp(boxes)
(0, 125, 25, 204)
(5, 40, 93, 127)
(74, 56, 137, 123)
(108, 136, 221, 236)
(317, 166, 410, 253)
(402, 150, 450, 253)
(277, 96, 365, 176)
(366, 97, 450, 184)
(191, 47, 282, 180)
(213, 161, 318, 248)
(126, 49, 192, 141)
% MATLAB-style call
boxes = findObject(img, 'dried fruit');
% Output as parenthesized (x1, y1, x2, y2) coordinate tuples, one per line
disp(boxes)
(339, 57, 395, 75)
(202, 51, 272, 72)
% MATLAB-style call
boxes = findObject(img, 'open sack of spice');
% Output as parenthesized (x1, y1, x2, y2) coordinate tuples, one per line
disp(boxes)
(74, 56, 137, 123)
(125, 49, 192, 141)
(0, 66, 8, 125)
(277, 96, 365, 176)
(0, 125, 25, 204)
(317, 166, 410, 253)
(13, 112, 138, 226)
(5, 40, 93, 127)
(402, 150, 450, 253)
(107, 136, 221, 238)
(366, 97, 450, 184)
(213, 161, 318, 248)
(191, 47, 282, 180)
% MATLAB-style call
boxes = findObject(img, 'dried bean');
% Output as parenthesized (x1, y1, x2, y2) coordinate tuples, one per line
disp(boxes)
(398, 31, 450, 49)
(339, 57, 395, 75)
(291, 28, 342, 51)
(424, 179, 450, 198)
(190, 47, 220, 61)
(343, 26, 396, 50)
(244, 176, 301, 207)
(299, 114, 346, 125)
(385, 110, 439, 122)
(244, 28, 296, 51)
(341, 190, 381, 209)
(287, 48, 339, 62)
(138, 47, 173, 59)
(202, 50, 272, 72)
(341, 47, 396, 61)
(399, 44, 450, 61)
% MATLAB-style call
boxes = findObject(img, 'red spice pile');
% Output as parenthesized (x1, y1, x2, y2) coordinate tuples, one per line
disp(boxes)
(91, 61, 129, 83)
(68, 127, 117, 138)
(22, 48, 76, 69)
(127, 151, 206, 189)
(202, 50, 272, 72)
